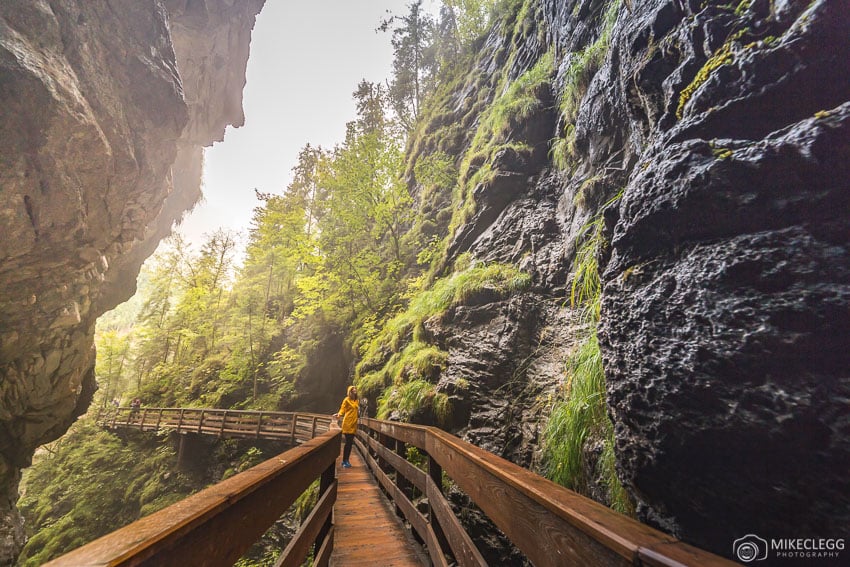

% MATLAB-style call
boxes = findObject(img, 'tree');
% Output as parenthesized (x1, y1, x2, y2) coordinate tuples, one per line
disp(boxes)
(442, 0, 494, 46)
(379, 1, 437, 131)
(95, 330, 130, 409)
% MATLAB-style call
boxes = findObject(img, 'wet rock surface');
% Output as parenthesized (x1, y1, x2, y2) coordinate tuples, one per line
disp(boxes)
(0, 0, 264, 560)
(413, 0, 849, 558)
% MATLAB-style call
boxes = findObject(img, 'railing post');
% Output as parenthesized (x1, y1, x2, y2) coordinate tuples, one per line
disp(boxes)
(198, 410, 205, 434)
(177, 409, 185, 434)
(256, 412, 263, 439)
(311, 416, 317, 439)
(428, 453, 449, 557)
(139, 408, 148, 431)
(220, 410, 228, 437)
(290, 414, 297, 443)
(377, 432, 390, 471)
(155, 408, 163, 431)
(396, 438, 412, 513)
(314, 457, 336, 559)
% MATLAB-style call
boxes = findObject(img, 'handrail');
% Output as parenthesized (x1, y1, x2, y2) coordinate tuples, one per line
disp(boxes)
(358, 417, 737, 567)
(99, 407, 334, 444)
(74, 408, 736, 565)
(46, 428, 340, 567)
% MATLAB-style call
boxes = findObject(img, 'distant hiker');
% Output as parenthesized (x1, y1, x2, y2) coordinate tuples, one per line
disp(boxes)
(360, 397, 369, 419)
(332, 386, 359, 468)
(130, 397, 141, 420)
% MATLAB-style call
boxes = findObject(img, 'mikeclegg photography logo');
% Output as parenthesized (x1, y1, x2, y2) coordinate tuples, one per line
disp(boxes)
(733, 534, 845, 563)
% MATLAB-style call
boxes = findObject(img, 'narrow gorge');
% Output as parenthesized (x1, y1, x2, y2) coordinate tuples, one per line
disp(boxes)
(1, 0, 848, 564)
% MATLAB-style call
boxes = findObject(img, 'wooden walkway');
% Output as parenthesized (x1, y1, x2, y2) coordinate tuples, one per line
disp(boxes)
(78, 408, 736, 567)
(331, 448, 427, 567)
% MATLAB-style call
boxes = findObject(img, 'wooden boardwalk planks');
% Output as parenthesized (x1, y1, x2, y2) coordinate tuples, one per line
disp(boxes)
(331, 449, 427, 567)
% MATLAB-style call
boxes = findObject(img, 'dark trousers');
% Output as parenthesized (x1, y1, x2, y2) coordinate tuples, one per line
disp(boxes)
(342, 433, 354, 462)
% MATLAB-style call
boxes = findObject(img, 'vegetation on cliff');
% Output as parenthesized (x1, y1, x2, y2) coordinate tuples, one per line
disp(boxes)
(542, 199, 633, 514)
(21, 0, 639, 560)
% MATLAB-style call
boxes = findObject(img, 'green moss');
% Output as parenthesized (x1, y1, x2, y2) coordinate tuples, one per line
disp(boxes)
(574, 174, 604, 209)
(559, 1, 619, 125)
(470, 49, 554, 152)
(677, 29, 747, 119)
(734, 0, 753, 15)
(358, 262, 529, 425)
(357, 263, 529, 377)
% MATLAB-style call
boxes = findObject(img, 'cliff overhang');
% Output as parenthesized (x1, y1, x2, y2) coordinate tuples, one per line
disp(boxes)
(0, 0, 265, 560)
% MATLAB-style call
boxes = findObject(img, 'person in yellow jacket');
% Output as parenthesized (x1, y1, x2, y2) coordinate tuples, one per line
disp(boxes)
(333, 386, 359, 468)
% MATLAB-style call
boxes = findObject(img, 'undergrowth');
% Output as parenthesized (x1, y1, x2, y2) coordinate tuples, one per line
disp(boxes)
(377, 378, 452, 425)
(357, 261, 530, 423)
(542, 194, 633, 515)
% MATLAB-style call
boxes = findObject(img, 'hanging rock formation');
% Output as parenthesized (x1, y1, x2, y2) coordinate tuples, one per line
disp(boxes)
(0, 0, 264, 561)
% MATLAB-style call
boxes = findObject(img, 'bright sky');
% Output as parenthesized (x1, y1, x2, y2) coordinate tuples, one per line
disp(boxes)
(177, 0, 443, 258)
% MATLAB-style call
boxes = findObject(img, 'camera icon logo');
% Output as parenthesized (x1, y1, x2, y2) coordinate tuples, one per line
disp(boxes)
(733, 534, 769, 562)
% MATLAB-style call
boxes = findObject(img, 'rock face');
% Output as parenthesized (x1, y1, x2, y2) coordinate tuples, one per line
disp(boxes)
(599, 0, 850, 551)
(0, 0, 264, 561)
(406, 0, 849, 559)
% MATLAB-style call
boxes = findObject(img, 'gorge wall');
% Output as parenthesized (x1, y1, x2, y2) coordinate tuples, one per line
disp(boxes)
(0, 0, 264, 561)
(0, 0, 847, 563)
(398, 0, 849, 559)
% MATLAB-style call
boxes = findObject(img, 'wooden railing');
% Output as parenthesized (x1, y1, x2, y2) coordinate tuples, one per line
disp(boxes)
(100, 407, 333, 444)
(57, 409, 735, 566)
(357, 418, 736, 567)
(45, 428, 340, 567)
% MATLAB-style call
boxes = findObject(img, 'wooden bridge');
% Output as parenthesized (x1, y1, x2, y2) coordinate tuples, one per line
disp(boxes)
(45, 407, 737, 566)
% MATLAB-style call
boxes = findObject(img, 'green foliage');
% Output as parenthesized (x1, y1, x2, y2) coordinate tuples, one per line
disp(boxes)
(551, 0, 620, 170)
(426, 48, 553, 276)
(442, 0, 499, 46)
(406, 446, 428, 471)
(18, 422, 194, 565)
(466, 49, 554, 165)
(358, 341, 449, 401)
(570, 216, 605, 323)
(94, 330, 131, 408)
(542, 197, 633, 515)
(357, 261, 530, 384)
(379, 2, 438, 131)
(413, 151, 457, 192)
(543, 332, 605, 488)
(358, 261, 528, 424)
(377, 379, 451, 425)
(474, 49, 554, 145)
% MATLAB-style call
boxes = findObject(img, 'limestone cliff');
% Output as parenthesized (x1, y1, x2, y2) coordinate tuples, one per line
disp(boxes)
(400, 0, 850, 559)
(0, 0, 264, 561)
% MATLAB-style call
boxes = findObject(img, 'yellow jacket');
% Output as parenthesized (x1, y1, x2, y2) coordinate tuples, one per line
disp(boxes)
(338, 396, 359, 434)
